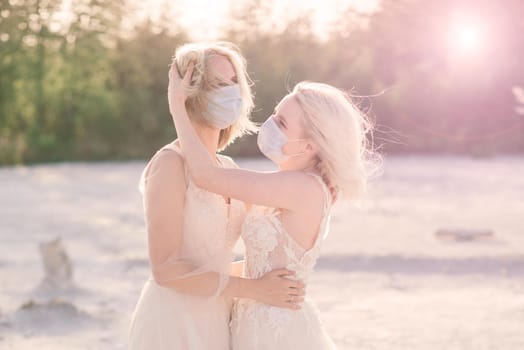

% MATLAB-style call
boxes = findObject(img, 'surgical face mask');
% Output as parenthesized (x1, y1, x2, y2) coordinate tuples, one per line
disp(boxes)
(257, 116, 308, 164)
(204, 84, 243, 129)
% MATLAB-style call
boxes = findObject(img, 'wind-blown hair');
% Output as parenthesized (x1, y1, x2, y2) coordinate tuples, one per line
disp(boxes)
(291, 81, 380, 201)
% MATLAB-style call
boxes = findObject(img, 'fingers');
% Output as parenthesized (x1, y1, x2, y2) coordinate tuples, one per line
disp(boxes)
(285, 299, 302, 310)
(289, 296, 304, 303)
(269, 293, 303, 310)
(289, 289, 306, 297)
(273, 269, 296, 278)
(169, 63, 178, 80)
(287, 280, 305, 290)
(267, 294, 302, 310)
(167, 62, 193, 104)
(275, 300, 301, 310)
(288, 294, 304, 304)
(183, 63, 195, 86)
(168, 62, 189, 84)
(168, 66, 180, 92)
(286, 303, 301, 310)
(273, 269, 306, 293)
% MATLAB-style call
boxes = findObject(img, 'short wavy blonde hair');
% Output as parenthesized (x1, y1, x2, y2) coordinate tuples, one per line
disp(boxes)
(290, 82, 380, 201)
(173, 42, 256, 150)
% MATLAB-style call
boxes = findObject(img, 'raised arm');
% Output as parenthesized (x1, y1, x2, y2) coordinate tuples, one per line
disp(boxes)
(168, 64, 315, 210)
(142, 149, 304, 308)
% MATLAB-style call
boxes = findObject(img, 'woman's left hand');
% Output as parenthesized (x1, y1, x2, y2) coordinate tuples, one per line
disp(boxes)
(168, 62, 194, 112)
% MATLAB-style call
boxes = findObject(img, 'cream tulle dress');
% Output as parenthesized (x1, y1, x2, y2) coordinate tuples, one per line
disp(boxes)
(231, 173, 337, 349)
(129, 142, 245, 350)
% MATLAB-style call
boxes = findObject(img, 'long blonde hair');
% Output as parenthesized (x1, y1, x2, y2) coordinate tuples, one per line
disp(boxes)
(173, 41, 257, 150)
(291, 82, 380, 201)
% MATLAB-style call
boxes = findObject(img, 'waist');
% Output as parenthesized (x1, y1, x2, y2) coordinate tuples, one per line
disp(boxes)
(243, 264, 312, 282)
(143, 278, 232, 306)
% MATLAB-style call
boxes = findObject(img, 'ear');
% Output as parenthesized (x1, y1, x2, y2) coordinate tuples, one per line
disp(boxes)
(305, 140, 317, 154)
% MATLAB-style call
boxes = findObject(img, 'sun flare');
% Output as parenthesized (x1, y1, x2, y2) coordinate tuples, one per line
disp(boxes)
(450, 20, 485, 55)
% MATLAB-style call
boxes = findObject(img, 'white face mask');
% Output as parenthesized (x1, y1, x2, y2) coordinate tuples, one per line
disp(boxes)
(204, 84, 243, 129)
(257, 116, 308, 164)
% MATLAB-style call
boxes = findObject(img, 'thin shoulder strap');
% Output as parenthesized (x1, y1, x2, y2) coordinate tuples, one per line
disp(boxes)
(305, 172, 333, 246)
(306, 173, 332, 215)
(139, 142, 190, 193)
(160, 142, 183, 157)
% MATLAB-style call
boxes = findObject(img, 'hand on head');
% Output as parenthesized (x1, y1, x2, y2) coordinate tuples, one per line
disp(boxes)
(168, 62, 195, 107)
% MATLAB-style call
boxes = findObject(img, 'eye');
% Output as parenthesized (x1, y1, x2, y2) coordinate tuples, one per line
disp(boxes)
(275, 115, 287, 129)
(217, 82, 229, 87)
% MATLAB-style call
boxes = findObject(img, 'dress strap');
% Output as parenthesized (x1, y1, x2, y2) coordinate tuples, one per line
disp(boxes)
(306, 173, 331, 215)
(159, 142, 229, 189)
(157, 142, 190, 187)
(305, 172, 333, 245)
(159, 141, 184, 158)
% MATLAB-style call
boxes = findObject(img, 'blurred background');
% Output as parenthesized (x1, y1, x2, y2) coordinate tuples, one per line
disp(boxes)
(1, 0, 523, 164)
(1, 1, 523, 349)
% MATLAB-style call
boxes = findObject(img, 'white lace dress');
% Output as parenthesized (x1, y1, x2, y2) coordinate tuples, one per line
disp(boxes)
(231, 174, 337, 349)
(129, 143, 246, 350)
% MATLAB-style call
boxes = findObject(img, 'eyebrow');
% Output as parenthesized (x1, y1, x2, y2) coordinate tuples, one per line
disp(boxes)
(214, 71, 237, 83)
(216, 76, 237, 87)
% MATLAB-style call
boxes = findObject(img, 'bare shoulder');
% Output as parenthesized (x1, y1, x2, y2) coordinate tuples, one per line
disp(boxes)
(269, 170, 327, 212)
(151, 148, 184, 169)
(145, 148, 187, 187)
(291, 172, 327, 210)
(303, 172, 327, 198)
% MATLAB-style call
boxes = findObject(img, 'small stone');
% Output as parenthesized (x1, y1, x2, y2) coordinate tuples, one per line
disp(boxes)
(435, 228, 494, 242)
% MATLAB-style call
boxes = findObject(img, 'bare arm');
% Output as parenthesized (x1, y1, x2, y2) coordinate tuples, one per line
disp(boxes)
(143, 150, 304, 307)
(229, 260, 245, 277)
(168, 64, 316, 210)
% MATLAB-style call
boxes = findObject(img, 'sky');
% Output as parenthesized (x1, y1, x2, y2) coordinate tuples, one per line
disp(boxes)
(129, 0, 381, 40)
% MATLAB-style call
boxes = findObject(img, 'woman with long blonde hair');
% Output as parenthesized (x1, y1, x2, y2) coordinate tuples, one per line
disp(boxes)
(169, 61, 377, 349)
(129, 42, 305, 350)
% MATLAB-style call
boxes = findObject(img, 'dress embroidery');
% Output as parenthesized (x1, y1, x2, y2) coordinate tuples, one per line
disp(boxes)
(231, 174, 335, 349)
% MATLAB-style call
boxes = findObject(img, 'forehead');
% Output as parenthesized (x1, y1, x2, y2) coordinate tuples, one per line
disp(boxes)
(276, 95, 303, 121)
(208, 54, 235, 80)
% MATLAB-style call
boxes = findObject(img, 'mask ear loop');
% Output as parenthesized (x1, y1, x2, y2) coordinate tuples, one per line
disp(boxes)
(282, 138, 310, 158)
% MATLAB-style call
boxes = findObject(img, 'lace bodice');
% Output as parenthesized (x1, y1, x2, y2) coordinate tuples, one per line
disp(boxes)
(241, 174, 331, 283)
(231, 174, 333, 345)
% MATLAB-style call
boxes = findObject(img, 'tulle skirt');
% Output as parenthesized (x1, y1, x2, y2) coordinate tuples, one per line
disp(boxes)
(129, 279, 232, 350)
(231, 299, 337, 350)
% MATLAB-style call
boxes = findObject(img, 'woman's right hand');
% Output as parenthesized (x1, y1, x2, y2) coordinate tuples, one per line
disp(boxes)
(168, 62, 193, 111)
(251, 269, 306, 310)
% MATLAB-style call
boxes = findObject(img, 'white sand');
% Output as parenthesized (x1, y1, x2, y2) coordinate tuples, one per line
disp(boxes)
(0, 156, 523, 349)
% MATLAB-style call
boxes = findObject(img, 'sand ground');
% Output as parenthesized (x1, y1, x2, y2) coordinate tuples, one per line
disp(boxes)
(0, 156, 523, 349)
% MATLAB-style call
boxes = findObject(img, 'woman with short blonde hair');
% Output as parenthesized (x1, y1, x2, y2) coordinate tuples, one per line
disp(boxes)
(129, 42, 304, 350)
(173, 41, 257, 150)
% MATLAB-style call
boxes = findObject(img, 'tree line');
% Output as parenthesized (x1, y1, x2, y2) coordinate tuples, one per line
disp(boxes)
(1, 0, 523, 165)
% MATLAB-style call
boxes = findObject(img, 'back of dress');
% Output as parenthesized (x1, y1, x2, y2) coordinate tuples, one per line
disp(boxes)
(241, 173, 331, 282)
(231, 173, 338, 350)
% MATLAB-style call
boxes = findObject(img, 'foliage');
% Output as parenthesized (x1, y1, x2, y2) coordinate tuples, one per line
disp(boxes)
(0, 0, 523, 164)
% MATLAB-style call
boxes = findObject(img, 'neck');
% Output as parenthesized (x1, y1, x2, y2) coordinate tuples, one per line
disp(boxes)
(180, 121, 221, 157)
(279, 156, 318, 174)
